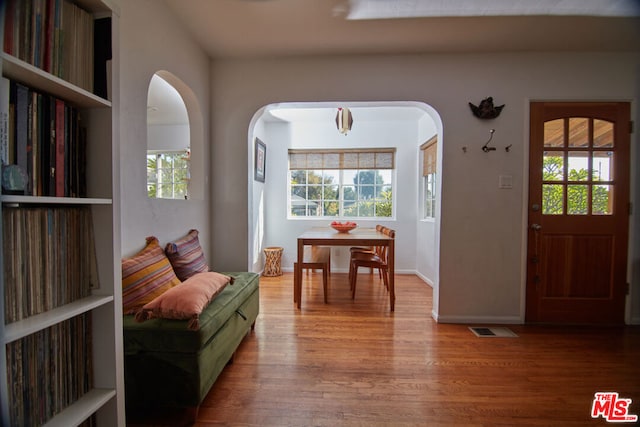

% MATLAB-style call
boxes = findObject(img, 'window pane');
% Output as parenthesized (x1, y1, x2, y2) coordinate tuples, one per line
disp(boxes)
(308, 201, 320, 216)
(291, 170, 307, 185)
(325, 185, 339, 200)
(324, 201, 339, 216)
(289, 164, 395, 218)
(544, 119, 564, 147)
(323, 170, 339, 185)
(567, 151, 589, 181)
(355, 200, 373, 217)
(593, 185, 613, 215)
(567, 185, 588, 215)
(592, 152, 613, 181)
(308, 185, 322, 201)
(158, 184, 174, 198)
(147, 184, 157, 198)
(308, 170, 323, 184)
(377, 170, 391, 184)
(174, 184, 187, 199)
(593, 120, 614, 148)
(343, 170, 357, 184)
(543, 184, 564, 215)
(291, 185, 306, 200)
(543, 152, 564, 181)
(568, 118, 589, 147)
(359, 184, 375, 200)
(343, 185, 356, 201)
(147, 168, 157, 183)
(160, 168, 174, 182)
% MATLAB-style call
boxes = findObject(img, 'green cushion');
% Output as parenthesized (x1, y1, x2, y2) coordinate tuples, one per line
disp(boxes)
(123, 272, 259, 354)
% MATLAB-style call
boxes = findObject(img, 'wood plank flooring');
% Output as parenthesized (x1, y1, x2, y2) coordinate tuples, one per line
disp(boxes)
(126, 272, 640, 427)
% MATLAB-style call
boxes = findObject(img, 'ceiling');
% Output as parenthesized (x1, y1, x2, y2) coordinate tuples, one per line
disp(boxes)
(163, 0, 640, 59)
(153, 0, 639, 126)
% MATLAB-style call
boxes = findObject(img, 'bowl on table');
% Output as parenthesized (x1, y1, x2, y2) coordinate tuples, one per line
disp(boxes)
(330, 221, 357, 233)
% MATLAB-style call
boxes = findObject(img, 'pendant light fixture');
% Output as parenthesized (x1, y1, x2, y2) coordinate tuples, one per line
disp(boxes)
(336, 107, 353, 135)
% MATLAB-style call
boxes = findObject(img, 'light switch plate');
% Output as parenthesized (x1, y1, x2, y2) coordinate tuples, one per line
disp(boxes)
(499, 175, 513, 189)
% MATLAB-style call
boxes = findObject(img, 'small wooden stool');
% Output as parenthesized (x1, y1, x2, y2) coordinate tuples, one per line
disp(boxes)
(263, 246, 284, 276)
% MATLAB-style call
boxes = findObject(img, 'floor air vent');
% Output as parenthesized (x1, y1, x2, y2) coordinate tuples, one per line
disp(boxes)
(469, 327, 518, 338)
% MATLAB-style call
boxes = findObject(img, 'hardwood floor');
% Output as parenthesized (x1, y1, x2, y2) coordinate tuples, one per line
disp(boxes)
(126, 272, 640, 426)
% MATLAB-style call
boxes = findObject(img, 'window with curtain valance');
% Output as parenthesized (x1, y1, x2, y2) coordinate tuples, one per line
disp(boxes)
(420, 136, 437, 218)
(288, 148, 396, 218)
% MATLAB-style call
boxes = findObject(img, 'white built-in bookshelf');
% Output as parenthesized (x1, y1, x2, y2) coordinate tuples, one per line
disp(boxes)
(0, 0, 123, 426)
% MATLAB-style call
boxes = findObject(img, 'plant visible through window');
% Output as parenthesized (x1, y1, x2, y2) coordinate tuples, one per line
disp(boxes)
(147, 149, 190, 199)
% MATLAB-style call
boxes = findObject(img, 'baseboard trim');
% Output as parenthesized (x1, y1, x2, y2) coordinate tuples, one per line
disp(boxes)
(414, 271, 434, 288)
(434, 314, 524, 325)
(281, 267, 417, 275)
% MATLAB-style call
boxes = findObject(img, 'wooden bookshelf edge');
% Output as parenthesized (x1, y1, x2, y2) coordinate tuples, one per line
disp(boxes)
(3, 295, 115, 344)
(1, 195, 113, 205)
(1, 53, 112, 109)
(42, 388, 117, 427)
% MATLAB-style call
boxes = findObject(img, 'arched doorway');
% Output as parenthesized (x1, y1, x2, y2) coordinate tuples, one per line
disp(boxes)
(246, 101, 443, 303)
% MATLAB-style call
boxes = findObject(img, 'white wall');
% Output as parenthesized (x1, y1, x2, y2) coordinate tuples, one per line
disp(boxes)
(119, 0, 210, 259)
(416, 115, 439, 287)
(211, 52, 639, 324)
(252, 105, 428, 274)
(147, 124, 189, 151)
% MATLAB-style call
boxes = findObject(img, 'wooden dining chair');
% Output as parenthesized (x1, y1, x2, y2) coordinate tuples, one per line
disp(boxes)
(294, 246, 331, 304)
(349, 227, 395, 300)
(349, 224, 384, 277)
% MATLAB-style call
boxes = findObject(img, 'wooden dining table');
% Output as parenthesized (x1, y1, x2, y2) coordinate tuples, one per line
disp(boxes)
(294, 227, 395, 311)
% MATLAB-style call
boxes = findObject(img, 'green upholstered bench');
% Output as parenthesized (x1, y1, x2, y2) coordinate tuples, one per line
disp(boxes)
(123, 272, 259, 417)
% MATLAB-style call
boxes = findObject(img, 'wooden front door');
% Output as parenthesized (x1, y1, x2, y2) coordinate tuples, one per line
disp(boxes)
(526, 102, 631, 324)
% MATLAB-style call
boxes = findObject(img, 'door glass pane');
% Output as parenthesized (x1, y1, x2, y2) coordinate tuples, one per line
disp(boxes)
(544, 119, 564, 147)
(592, 152, 613, 181)
(592, 185, 613, 215)
(543, 184, 564, 215)
(593, 120, 614, 148)
(567, 185, 588, 215)
(543, 152, 564, 181)
(567, 151, 589, 181)
(568, 118, 589, 147)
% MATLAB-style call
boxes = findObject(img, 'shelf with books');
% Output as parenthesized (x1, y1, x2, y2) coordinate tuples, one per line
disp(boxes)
(1, 195, 112, 205)
(3, 294, 113, 344)
(1, 52, 111, 108)
(0, 0, 123, 425)
(43, 388, 117, 427)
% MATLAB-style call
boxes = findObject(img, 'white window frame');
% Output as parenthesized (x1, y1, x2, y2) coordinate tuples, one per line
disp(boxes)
(421, 136, 437, 220)
(288, 148, 396, 219)
(147, 149, 190, 200)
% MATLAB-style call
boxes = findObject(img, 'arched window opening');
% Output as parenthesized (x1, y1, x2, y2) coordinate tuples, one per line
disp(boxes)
(146, 73, 191, 199)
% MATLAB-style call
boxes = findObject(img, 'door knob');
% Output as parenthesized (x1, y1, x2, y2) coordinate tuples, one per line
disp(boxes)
(531, 224, 542, 231)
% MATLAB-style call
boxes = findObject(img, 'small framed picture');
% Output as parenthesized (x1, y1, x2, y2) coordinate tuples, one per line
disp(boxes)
(254, 138, 266, 182)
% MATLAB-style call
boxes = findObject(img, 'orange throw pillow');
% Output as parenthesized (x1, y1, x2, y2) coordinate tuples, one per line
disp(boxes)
(122, 236, 181, 314)
(135, 272, 233, 330)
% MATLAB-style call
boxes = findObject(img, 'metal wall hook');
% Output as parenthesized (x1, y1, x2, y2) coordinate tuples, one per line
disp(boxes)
(482, 129, 496, 152)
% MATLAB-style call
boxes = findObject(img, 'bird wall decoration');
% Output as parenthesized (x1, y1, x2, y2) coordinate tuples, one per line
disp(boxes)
(469, 97, 505, 119)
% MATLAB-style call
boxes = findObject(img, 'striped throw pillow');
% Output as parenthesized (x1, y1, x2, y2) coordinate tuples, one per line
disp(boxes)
(122, 236, 181, 314)
(165, 229, 209, 281)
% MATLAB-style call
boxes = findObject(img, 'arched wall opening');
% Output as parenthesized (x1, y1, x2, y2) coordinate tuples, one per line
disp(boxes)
(146, 70, 205, 201)
(247, 101, 443, 303)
